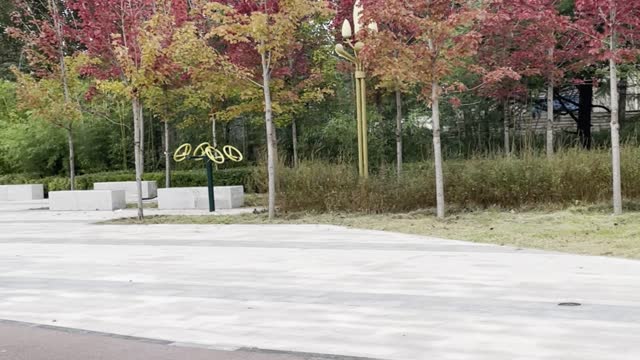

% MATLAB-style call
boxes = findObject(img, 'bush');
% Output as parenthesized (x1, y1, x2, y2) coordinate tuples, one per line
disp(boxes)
(277, 147, 640, 213)
(0, 167, 259, 194)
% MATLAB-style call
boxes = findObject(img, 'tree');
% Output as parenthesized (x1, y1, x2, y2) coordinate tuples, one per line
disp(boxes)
(363, 0, 480, 218)
(137, 11, 207, 189)
(203, 0, 332, 219)
(574, 0, 640, 214)
(69, 0, 187, 219)
(360, 1, 421, 175)
(278, 31, 335, 168)
(8, 0, 81, 188)
(477, 0, 568, 156)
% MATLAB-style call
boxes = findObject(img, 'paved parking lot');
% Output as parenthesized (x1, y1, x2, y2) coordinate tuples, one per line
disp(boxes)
(1, 200, 640, 359)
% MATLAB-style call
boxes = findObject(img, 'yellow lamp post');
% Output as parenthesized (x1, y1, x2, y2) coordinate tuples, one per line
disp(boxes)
(335, 2, 376, 178)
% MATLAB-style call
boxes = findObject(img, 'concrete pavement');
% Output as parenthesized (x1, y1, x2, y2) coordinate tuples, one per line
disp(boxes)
(1, 200, 640, 359)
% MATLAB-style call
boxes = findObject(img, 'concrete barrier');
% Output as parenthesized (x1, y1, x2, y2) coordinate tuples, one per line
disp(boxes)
(0, 184, 44, 201)
(49, 190, 126, 211)
(93, 181, 157, 202)
(158, 186, 244, 210)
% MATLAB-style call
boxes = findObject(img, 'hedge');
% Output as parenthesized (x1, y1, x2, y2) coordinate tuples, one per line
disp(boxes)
(0, 167, 259, 195)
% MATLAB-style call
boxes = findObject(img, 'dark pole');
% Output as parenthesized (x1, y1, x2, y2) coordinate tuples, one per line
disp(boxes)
(206, 159, 215, 212)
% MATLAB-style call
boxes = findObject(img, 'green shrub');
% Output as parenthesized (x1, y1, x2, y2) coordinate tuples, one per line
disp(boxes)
(0, 167, 259, 194)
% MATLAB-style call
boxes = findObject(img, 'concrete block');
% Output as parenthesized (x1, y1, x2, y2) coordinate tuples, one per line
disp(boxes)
(0, 184, 44, 201)
(93, 181, 157, 202)
(158, 186, 244, 210)
(49, 190, 126, 211)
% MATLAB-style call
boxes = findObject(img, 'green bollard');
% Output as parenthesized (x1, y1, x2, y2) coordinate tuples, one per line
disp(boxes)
(206, 160, 215, 212)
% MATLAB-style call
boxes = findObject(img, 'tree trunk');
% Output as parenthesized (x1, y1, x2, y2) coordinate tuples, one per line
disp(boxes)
(608, 10, 622, 215)
(431, 81, 445, 219)
(66, 128, 75, 190)
(503, 100, 510, 155)
(395, 87, 403, 176)
(49, 0, 75, 190)
(211, 113, 217, 148)
(262, 52, 277, 220)
(132, 95, 144, 220)
(242, 118, 248, 156)
(618, 76, 627, 128)
(292, 118, 298, 167)
(609, 48, 622, 215)
(120, 109, 128, 170)
(577, 83, 593, 149)
(164, 120, 170, 189)
(139, 104, 144, 172)
(546, 82, 554, 157)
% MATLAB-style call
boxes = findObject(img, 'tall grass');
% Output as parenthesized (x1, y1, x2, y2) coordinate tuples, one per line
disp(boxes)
(276, 147, 640, 213)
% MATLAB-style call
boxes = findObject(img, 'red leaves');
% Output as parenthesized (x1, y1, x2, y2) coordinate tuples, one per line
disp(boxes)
(448, 97, 462, 108)
(483, 67, 521, 84)
(574, 0, 640, 63)
(68, 0, 154, 78)
(476, 0, 568, 101)
(6, 1, 68, 74)
(359, 0, 482, 95)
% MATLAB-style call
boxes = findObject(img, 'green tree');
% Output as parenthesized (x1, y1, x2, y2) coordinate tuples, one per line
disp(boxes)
(11, 54, 91, 188)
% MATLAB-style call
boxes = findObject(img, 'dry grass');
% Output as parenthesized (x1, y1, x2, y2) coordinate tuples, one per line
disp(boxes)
(275, 147, 640, 212)
(107, 204, 640, 259)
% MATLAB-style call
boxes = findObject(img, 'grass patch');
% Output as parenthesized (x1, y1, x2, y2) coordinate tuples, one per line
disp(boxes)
(126, 202, 158, 209)
(244, 193, 268, 207)
(106, 205, 640, 259)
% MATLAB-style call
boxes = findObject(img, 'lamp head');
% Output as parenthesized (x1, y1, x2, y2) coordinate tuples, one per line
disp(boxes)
(341, 19, 352, 39)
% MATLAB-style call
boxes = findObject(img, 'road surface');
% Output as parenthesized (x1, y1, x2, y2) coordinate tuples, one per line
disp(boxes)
(1, 200, 640, 359)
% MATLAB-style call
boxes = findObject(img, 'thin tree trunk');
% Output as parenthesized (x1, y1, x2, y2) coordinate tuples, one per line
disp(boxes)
(262, 51, 277, 220)
(546, 46, 555, 157)
(503, 100, 510, 155)
(211, 113, 217, 147)
(120, 107, 127, 170)
(292, 118, 298, 167)
(139, 104, 144, 172)
(609, 38, 622, 215)
(49, 0, 75, 190)
(164, 120, 170, 188)
(149, 114, 155, 167)
(242, 118, 247, 156)
(395, 87, 403, 176)
(132, 95, 144, 220)
(66, 128, 75, 190)
(431, 81, 445, 219)
(546, 81, 554, 157)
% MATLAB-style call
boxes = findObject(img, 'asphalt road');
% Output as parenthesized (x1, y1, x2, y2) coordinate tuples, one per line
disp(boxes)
(0, 321, 370, 360)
